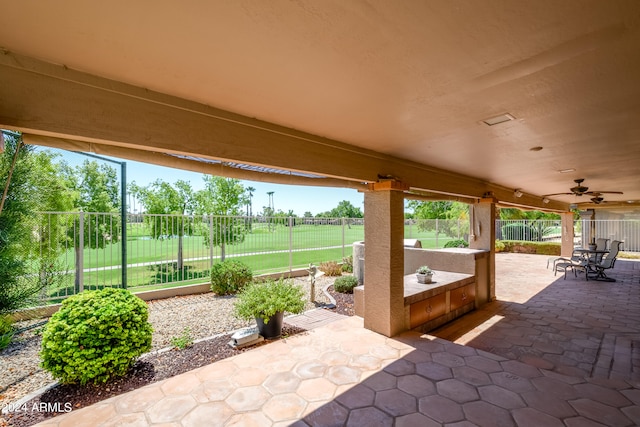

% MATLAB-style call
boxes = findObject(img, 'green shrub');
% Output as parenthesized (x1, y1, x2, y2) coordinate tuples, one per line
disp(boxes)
(0, 315, 14, 351)
(210, 260, 253, 295)
(234, 278, 305, 323)
(495, 239, 506, 252)
(341, 256, 353, 273)
(444, 239, 469, 248)
(319, 261, 342, 277)
(40, 288, 153, 385)
(333, 276, 358, 294)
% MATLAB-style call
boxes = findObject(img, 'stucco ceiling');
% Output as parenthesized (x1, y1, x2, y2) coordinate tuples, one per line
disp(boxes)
(1, 0, 639, 209)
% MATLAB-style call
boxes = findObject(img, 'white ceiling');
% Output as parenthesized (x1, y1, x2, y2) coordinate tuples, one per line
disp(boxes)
(1, 0, 639, 208)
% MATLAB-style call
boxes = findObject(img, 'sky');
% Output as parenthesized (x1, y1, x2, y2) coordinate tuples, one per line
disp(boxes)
(45, 147, 364, 216)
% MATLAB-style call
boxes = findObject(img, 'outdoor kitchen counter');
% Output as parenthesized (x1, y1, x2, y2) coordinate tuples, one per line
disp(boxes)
(404, 271, 476, 332)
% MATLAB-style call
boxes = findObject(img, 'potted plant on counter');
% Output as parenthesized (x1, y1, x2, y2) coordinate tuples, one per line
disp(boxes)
(234, 277, 306, 339)
(416, 265, 434, 284)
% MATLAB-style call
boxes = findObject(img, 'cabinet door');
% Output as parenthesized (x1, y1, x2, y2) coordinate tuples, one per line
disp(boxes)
(410, 293, 446, 329)
(450, 284, 476, 311)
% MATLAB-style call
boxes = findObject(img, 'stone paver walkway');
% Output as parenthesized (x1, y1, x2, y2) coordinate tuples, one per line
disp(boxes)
(32, 253, 640, 426)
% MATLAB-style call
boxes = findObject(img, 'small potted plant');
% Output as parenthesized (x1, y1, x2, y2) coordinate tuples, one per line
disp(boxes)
(234, 277, 306, 339)
(416, 265, 434, 284)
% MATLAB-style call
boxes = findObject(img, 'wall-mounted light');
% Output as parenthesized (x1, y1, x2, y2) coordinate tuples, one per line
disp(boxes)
(542, 197, 550, 204)
(514, 189, 523, 198)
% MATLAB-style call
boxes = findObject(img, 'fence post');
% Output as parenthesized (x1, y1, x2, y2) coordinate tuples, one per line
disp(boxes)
(209, 215, 214, 268)
(289, 216, 293, 272)
(342, 217, 346, 259)
(77, 211, 84, 294)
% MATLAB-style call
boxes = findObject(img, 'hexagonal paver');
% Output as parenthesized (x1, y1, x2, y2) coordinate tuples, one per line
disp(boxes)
(512, 407, 565, 427)
(263, 393, 307, 422)
(304, 401, 349, 426)
(350, 354, 382, 370)
(335, 383, 376, 409)
(226, 412, 273, 427)
(395, 412, 440, 427)
(369, 345, 400, 361)
(191, 378, 236, 403)
(531, 376, 580, 400)
(463, 401, 515, 427)
(436, 379, 479, 403)
(397, 374, 436, 398)
(346, 406, 393, 427)
(229, 366, 269, 387)
(263, 371, 301, 394)
(569, 398, 634, 426)
(361, 371, 397, 391)
(452, 366, 491, 386)
(196, 360, 238, 381)
(478, 385, 526, 410)
(297, 378, 338, 401)
(295, 361, 328, 379)
(432, 352, 466, 368)
(489, 371, 535, 393)
(416, 361, 453, 381)
(225, 386, 271, 412)
(501, 360, 544, 379)
(100, 413, 147, 427)
(375, 389, 417, 416)
(574, 383, 633, 408)
(146, 395, 198, 423)
(326, 365, 361, 385)
(464, 355, 503, 373)
(383, 359, 415, 376)
(522, 390, 578, 418)
(60, 403, 117, 427)
(321, 350, 350, 365)
(161, 372, 201, 395)
(181, 401, 234, 427)
(114, 384, 164, 413)
(419, 395, 465, 423)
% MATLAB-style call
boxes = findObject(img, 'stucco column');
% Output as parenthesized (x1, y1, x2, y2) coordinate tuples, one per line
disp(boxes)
(561, 212, 575, 256)
(363, 181, 407, 337)
(469, 198, 496, 302)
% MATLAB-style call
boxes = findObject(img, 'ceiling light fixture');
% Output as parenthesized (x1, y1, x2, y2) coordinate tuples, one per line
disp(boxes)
(559, 168, 576, 173)
(482, 113, 515, 126)
(514, 189, 523, 198)
(542, 197, 550, 204)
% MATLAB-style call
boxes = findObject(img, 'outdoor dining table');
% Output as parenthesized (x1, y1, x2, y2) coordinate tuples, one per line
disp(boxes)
(573, 248, 611, 280)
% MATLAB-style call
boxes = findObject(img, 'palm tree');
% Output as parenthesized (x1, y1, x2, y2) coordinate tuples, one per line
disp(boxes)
(245, 186, 255, 232)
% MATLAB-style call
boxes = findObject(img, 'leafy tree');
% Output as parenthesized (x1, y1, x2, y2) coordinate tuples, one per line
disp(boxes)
(195, 177, 246, 261)
(408, 200, 469, 239)
(329, 200, 363, 218)
(303, 211, 313, 218)
(63, 160, 121, 291)
(0, 135, 73, 313)
(129, 179, 195, 270)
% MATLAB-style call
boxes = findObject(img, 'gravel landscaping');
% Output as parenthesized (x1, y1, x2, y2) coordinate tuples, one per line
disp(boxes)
(0, 275, 353, 427)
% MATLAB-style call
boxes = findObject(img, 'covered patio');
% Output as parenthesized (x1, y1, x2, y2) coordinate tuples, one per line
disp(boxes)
(30, 254, 640, 426)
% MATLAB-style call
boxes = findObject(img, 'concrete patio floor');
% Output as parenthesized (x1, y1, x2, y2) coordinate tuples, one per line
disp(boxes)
(33, 253, 640, 426)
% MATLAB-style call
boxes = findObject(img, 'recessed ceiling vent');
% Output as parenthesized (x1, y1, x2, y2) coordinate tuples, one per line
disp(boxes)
(482, 113, 515, 126)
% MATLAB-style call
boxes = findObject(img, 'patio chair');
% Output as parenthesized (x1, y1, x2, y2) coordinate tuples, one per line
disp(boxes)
(588, 240, 622, 282)
(588, 238, 609, 263)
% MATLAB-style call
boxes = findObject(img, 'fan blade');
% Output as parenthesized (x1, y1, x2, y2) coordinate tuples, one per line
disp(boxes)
(542, 192, 574, 197)
(584, 191, 624, 195)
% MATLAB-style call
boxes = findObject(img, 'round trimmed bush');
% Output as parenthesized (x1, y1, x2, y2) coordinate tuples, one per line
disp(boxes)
(333, 276, 358, 294)
(40, 287, 153, 385)
(210, 259, 253, 295)
(444, 239, 469, 248)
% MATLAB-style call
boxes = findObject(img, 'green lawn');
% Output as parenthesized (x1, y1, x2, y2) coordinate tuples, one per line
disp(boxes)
(44, 221, 461, 298)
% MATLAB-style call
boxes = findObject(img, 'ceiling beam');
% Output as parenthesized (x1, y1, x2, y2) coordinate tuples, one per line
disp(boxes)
(0, 50, 568, 212)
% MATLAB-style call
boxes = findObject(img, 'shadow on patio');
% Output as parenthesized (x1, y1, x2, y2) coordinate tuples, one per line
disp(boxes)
(31, 254, 640, 426)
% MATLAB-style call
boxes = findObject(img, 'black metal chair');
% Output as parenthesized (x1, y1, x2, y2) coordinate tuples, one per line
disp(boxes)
(588, 240, 622, 282)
